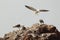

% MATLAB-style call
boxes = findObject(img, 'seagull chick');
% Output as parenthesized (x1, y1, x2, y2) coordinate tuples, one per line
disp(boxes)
(25, 5, 49, 14)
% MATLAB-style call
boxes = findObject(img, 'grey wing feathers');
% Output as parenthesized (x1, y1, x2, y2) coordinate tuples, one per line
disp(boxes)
(25, 5, 37, 11)
(40, 10, 49, 12)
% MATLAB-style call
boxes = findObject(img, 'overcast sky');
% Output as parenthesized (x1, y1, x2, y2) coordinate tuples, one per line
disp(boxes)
(0, 0, 60, 37)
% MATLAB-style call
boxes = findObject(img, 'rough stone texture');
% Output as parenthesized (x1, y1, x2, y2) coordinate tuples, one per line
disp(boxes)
(0, 37, 4, 40)
(0, 23, 60, 40)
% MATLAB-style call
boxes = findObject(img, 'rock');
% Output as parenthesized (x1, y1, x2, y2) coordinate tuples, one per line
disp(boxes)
(23, 34, 33, 40)
(2, 23, 60, 40)
(0, 37, 4, 40)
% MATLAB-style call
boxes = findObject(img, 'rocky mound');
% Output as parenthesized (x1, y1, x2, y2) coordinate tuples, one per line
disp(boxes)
(0, 23, 60, 40)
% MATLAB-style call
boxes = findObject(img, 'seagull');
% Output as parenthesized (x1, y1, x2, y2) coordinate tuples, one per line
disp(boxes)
(21, 25, 26, 30)
(13, 24, 21, 30)
(39, 19, 44, 24)
(25, 5, 49, 14)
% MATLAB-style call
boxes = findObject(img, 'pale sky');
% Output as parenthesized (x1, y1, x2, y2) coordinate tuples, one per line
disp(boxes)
(0, 0, 60, 37)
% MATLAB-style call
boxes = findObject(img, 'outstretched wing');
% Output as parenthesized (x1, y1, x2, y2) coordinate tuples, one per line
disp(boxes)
(25, 5, 37, 11)
(39, 9, 49, 12)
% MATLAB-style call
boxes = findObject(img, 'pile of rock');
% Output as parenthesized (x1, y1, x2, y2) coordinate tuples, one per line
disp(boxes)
(22, 24, 60, 40)
(0, 23, 60, 40)
(0, 37, 4, 40)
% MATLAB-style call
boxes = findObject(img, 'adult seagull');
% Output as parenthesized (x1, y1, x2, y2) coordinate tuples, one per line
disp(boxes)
(13, 24, 21, 30)
(39, 19, 44, 24)
(25, 5, 49, 14)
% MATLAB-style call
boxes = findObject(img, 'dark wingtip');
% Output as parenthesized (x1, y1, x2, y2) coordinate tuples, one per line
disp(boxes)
(40, 10, 49, 12)
(25, 5, 27, 7)
(46, 10, 49, 11)
(25, 5, 29, 8)
(44, 10, 49, 11)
